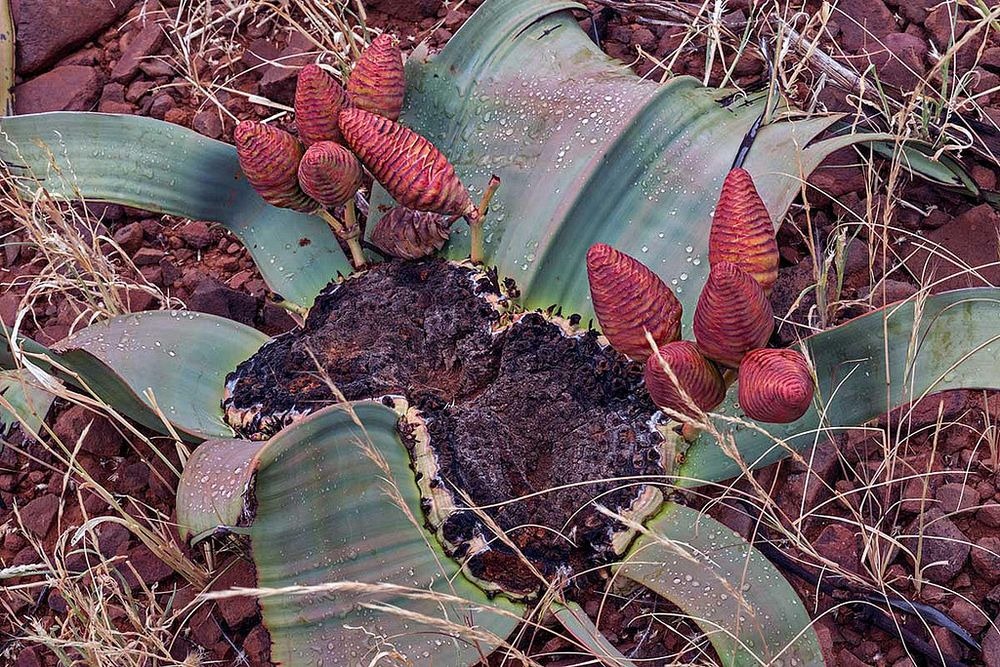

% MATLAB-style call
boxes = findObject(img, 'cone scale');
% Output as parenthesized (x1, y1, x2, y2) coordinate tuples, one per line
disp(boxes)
(339, 108, 476, 219)
(738, 348, 814, 423)
(708, 168, 780, 293)
(234, 121, 314, 212)
(586, 243, 682, 361)
(294, 64, 348, 146)
(347, 34, 405, 121)
(693, 262, 773, 368)
(644, 341, 726, 417)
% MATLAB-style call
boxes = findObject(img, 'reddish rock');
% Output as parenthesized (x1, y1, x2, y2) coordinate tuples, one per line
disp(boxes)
(120, 545, 173, 589)
(13, 66, 104, 114)
(12, 0, 136, 74)
(862, 33, 928, 91)
(985, 615, 1000, 667)
(813, 524, 860, 574)
(21, 493, 59, 538)
(366, 0, 442, 20)
(112, 221, 145, 254)
(832, 0, 896, 53)
(905, 204, 1000, 292)
(148, 93, 176, 119)
(925, 5, 968, 52)
(111, 23, 165, 83)
(13, 647, 42, 667)
(53, 404, 124, 457)
(187, 278, 258, 326)
(258, 32, 313, 105)
(949, 597, 988, 634)
(177, 221, 216, 249)
(901, 508, 969, 584)
(242, 624, 271, 663)
(213, 559, 259, 629)
(192, 109, 224, 139)
(133, 247, 165, 266)
(859, 279, 917, 308)
(979, 503, 1000, 528)
(114, 460, 150, 497)
(935, 483, 980, 514)
(0, 292, 20, 327)
(971, 537, 1000, 584)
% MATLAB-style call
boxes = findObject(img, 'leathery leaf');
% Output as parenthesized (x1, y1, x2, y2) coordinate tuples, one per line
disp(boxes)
(177, 401, 524, 666)
(617, 502, 823, 667)
(0, 112, 349, 309)
(371, 0, 869, 326)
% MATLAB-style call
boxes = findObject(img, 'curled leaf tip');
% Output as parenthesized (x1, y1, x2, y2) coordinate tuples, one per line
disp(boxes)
(738, 348, 814, 423)
(586, 243, 683, 360)
(234, 120, 314, 212)
(339, 108, 475, 218)
(297, 141, 363, 209)
(371, 206, 451, 260)
(295, 64, 348, 146)
(709, 167, 779, 293)
(693, 261, 773, 368)
(644, 340, 725, 417)
(347, 33, 405, 121)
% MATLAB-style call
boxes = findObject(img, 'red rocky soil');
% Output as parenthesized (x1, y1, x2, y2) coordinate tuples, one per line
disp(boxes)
(1, 0, 999, 665)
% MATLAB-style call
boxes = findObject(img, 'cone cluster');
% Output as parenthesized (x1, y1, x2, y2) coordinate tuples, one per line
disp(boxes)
(234, 33, 474, 260)
(589, 169, 813, 425)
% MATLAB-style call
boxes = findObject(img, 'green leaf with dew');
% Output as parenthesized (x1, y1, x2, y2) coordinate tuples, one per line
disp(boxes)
(617, 502, 823, 667)
(177, 400, 524, 666)
(0, 112, 349, 309)
(371, 0, 872, 326)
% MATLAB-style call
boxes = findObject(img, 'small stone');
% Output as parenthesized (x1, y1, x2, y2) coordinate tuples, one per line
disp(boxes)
(133, 247, 165, 266)
(148, 93, 176, 120)
(935, 483, 980, 514)
(979, 503, 1000, 528)
(177, 221, 215, 249)
(243, 624, 271, 664)
(862, 33, 927, 91)
(832, 0, 896, 53)
(13, 647, 43, 667)
(859, 279, 917, 308)
(112, 221, 144, 254)
(138, 58, 174, 78)
(114, 460, 150, 497)
(191, 109, 223, 139)
(813, 524, 860, 574)
(20, 493, 59, 538)
(11, 0, 137, 74)
(985, 616, 1000, 667)
(901, 508, 969, 584)
(187, 278, 258, 326)
(53, 404, 124, 457)
(13, 66, 104, 114)
(111, 23, 165, 83)
(119, 545, 173, 589)
(971, 536, 1000, 584)
(906, 204, 1000, 293)
(949, 597, 988, 634)
(125, 80, 156, 103)
(213, 559, 259, 629)
(258, 32, 313, 105)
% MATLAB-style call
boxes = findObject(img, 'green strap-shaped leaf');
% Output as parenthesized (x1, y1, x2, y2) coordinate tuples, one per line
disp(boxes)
(177, 437, 264, 543)
(617, 502, 823, 667)
(178, 401, 524, 666)
(0, 112, 349, 308)
(372, 0, 862, 325)
(680, 289, 1000, 485)
(47, 310, 268, 441)
(0, 369, 55, 437)
(551, 601, 636, 666)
